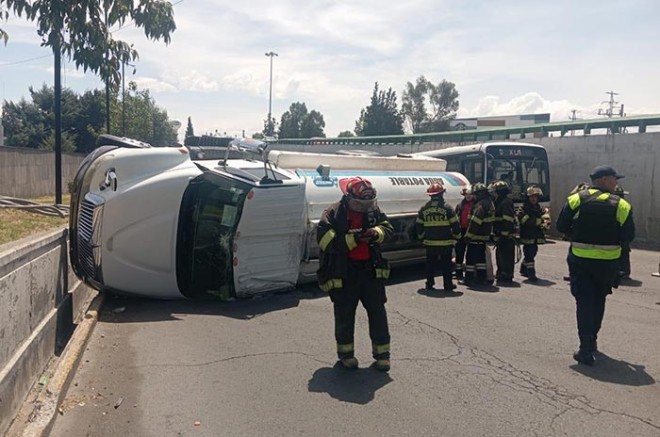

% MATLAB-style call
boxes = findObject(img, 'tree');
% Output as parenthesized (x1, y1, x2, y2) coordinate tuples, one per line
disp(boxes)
(337, 130, 355, 138)
(263, 115, 277, 137)
(2, 83, 177, 152)
(278, 102, 326, 139)
(0, 0, 176, 91)
(185, 116, 194, 137)
(401, 76, 459, 133)
(252, 132, 265, 140)
(354, 82, 404, 136)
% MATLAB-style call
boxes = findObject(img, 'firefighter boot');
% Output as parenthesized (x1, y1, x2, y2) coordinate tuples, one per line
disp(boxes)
(573, 336, 595, 366)
(520, 263, 528, 277)
(340, 357, 359, 369)
(375, 359, 390, 372)
(527, 267, 538, 282)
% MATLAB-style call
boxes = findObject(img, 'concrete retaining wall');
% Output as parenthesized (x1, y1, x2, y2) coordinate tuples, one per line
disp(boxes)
(0, 147, 86, 199)
(0, 229, 96, 436)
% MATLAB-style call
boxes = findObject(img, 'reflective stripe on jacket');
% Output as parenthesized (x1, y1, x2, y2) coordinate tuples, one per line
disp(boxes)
(415, 198, 461, 247)
(316, 198, 394, 291)
(559, 188, 632, 260)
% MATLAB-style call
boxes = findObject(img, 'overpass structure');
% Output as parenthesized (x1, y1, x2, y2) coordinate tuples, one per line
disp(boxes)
(274, 114, 660, 145)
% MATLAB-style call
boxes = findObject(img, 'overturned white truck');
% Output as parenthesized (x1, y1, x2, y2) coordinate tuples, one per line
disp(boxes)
(69, 136, 470, 300)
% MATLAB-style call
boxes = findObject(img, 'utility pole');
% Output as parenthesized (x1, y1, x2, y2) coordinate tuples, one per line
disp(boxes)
(54, 36, 62, 205)
(264, 51, 278, 136)
(598, 90, 623, 118)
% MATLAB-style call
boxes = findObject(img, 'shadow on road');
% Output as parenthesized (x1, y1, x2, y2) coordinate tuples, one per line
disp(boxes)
(496, 280, 522, 288)
(100, 289, 319, 323)
(522, 278, 557, 287)
(570, 353, 656, 386)
(466, 283, 500, 293)
(416, 288, 464, 298)
(308, 362, 393, 404)
(619, 278, 644, 288)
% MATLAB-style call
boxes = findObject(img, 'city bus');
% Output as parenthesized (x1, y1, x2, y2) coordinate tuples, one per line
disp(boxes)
(414, 142, 550, 204)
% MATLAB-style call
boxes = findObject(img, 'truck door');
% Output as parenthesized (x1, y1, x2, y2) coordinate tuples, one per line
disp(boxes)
(232, 182, 306, 298)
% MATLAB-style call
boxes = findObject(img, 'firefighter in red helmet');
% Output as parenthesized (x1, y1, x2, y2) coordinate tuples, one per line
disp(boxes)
(316, 177, 394, 371)
(416, 182, 461, 292)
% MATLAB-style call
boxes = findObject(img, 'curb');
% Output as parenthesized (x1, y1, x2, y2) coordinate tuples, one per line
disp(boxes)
(7, 293, 105, 437)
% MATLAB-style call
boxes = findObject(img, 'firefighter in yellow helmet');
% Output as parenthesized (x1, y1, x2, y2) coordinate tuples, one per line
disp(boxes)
(517, 186, 547, 282)
(416, 182, 461, 292)
(489, 180, 516, 283)
(556, 166, 635, 366)
(316, 177, 394, 371)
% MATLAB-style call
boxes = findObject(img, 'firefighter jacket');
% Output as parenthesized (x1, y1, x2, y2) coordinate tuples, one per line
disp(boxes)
(415, 197, 461, 247)
(316, 198, 394, 291)
(455, 198, 474, 231)
(465, 194, 496, 242)
(556, 188, 635, 260)
(518, 200, 546, 245)
(493, 194, 516, 240)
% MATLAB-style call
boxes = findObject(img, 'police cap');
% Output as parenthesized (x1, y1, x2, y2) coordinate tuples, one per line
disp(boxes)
(589, 165, 624, 180)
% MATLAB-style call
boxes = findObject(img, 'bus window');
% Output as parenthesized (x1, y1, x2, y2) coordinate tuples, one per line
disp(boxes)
(462, 160, 483, 184)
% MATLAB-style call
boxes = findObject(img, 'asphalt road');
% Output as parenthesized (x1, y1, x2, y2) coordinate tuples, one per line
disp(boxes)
(50, 240, 660, 437)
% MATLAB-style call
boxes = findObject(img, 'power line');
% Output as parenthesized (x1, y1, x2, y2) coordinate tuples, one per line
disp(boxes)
(0, 54, 51, 68)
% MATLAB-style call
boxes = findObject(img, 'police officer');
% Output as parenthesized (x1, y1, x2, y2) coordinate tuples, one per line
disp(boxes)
(518, 186, 547, 282)
(490, 180, 516, 283)
(462, 183, 496, 286)
(416, 182, 461, 292)
(316, 177, 394, 371)
(614, 185, 632, 280)
(556, 166, 635, 365)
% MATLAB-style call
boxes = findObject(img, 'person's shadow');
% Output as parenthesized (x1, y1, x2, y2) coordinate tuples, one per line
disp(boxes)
(570, 353, 655, 386)
(416, 288, 464, 298)
(308, 362, 393, 404)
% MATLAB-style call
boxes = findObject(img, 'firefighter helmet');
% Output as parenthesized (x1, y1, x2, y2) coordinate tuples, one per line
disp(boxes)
(426, 182, 446, 196)
(526, 186, 543, 197)
(340, 177, 377, 200)
(489, 180, 510, 193)
(470, 183, 488, 194)
(460, 187, 470, 196)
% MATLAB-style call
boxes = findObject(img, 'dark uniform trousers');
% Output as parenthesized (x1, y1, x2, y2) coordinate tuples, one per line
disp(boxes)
(522, 244, 538, 276)
(454, 229, 468, 278)
(329, 261, 390, 360)
(425, 246, 454, 289)
(619, 241, 631, 277)
(465, 242, 487, 282)
(567, 253, 619, 339)
(495, 238, 515, 280)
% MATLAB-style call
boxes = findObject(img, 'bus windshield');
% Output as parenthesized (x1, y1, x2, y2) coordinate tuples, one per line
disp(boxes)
(485, 145, 550, 203)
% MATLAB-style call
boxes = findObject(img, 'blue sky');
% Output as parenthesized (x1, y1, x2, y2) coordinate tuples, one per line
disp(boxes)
(1, 0, 659, 140)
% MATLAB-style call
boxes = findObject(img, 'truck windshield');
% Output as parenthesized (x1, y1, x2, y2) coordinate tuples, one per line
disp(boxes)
(486, 146, 550, 203)
(176, 173, 250, 299)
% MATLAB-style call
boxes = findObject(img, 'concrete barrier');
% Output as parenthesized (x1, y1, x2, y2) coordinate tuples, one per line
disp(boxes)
(0, 228, 96, 436)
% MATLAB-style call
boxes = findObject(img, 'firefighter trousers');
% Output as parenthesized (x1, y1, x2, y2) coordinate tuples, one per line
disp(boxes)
(329, 261, 390, 360)
(425, 246, 454, 290)
(521, 244, 538, 278)
(454, 230, 468, 277)
(495, 237, 515, 280)
(465, 242, 487, 283)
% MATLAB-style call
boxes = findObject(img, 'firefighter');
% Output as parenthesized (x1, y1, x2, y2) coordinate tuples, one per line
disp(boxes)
(454, 187, 475, 281)
(556, 166, 635, 365)
(316, 177, 394, 371)
(614, 185, 632, 280)
(490, 180, 516, 283)
(462, 183, 496, 286)
(416, 182, 461, 292)
(518, 186, 547, 282)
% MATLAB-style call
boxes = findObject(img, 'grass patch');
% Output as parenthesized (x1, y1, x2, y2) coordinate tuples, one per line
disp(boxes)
(0, 195, 71, 246)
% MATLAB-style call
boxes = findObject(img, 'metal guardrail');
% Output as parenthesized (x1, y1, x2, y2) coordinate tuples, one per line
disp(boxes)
(273, 114, 660, 146)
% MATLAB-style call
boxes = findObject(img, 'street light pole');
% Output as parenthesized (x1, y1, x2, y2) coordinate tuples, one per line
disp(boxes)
(264, 51, 278, 135)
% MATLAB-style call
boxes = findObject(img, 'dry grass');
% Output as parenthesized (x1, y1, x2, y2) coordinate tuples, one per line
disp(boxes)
(0, 195, 71, 246)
